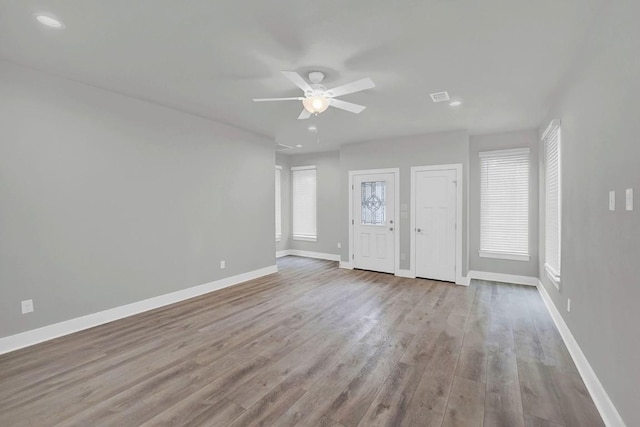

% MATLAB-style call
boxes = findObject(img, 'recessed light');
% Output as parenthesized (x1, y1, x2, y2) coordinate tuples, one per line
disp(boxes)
(308, 125, 317, 132)
(449, 101, 462, 107)
(35, 14, 64, 29)
(296, 144, 303, 148)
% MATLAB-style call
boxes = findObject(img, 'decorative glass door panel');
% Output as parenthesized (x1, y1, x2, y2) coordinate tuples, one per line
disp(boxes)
(361, 181, 386, 225)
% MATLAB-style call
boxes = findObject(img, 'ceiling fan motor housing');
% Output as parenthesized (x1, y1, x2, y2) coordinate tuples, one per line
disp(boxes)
(308, 71, 325, 84)
(306, 72, 327, 96)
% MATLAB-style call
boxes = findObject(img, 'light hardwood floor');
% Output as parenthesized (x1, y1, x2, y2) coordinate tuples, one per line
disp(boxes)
(0, 256, 604, 426)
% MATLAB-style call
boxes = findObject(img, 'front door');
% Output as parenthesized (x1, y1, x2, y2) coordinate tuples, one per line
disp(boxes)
(353, 173, 395, 274)
(414, 169, 457, 282)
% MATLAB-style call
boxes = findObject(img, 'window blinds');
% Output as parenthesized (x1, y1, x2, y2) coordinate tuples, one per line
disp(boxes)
(543, 121, 561, 283)
(292, 166, 317, 241)
(480, 148, 530, 259)
(275, 166, 282, 241)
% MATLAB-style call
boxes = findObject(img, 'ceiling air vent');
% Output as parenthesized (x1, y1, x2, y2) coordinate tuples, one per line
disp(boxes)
(275, 143, 293, 151)
(430, 91, 450, 103)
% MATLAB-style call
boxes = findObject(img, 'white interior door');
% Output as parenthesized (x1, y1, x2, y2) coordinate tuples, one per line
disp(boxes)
(353, 173, 395, 274)
(415, 169, 456, 281)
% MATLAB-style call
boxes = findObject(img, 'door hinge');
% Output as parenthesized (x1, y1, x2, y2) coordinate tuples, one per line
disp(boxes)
(352, 219, 354, 225)
(352, 254, 354, 260)
(352, 184, 354, 190)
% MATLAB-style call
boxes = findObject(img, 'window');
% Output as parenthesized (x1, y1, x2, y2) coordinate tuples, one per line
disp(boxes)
(543, 120, 561, 287)
(275, 166, 282, 242)
(479, 148, 530, 261)
(292, 165, 317, 241)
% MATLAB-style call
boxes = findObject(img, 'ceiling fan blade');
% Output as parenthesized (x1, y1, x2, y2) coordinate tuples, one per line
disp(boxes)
(298, 109, 312, 120)
(253, 97, 304, 102)
(325, 78, 375, 98)
(329, 99, 366, 114)
(281, 71, 314, 95)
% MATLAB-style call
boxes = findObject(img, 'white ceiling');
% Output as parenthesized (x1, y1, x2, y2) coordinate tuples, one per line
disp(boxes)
(0, 0, 603, 154)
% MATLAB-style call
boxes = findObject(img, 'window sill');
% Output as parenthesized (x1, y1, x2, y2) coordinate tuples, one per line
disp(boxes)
(544, 263, 561, 290)
(293, 235, 317, 242)
(479, 251, 530, 262)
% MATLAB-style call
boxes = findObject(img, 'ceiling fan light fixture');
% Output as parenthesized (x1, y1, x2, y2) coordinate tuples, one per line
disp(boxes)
(302, 96, 330, 115)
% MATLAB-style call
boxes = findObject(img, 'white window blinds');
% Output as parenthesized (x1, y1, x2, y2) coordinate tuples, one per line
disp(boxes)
(292, 166, 317, 241)
(480, 148, 530, 260)
(543, 120, 561, 285)
(275, 166, 282, 241)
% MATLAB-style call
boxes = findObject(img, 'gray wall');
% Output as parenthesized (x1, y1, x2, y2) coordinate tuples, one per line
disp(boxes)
(288, 151, 341, 256)
(0, 61, 275, 338)
(275, 153, 291, 253)
(469, 130, 539, 277)
(339, 131, 470, 272)
(538, 2, 639, 425)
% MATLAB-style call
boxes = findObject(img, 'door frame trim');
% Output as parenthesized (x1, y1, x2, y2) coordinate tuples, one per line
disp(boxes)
(348, 168, 401, 276)
(410, 164, 464, 285)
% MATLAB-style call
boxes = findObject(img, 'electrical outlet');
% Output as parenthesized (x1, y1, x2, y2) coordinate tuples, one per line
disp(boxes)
(337, 242, 341, 249)
(567, 298, 571, 313)
(21, 299, 34, 314)
(220, 260, 225, 269)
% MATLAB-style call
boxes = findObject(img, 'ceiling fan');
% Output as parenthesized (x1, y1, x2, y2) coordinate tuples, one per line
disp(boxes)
(253, 71, 375, 120)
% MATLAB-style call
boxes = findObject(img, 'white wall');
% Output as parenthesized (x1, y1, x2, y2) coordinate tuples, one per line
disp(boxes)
(538, 2, 640, 424)
(0, 61, 275, 338)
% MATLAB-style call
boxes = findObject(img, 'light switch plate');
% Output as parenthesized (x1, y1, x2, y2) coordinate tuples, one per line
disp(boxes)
(609, 191, 615, 211)
(626, 188, 633, 211)
(21, 299, 34, 314)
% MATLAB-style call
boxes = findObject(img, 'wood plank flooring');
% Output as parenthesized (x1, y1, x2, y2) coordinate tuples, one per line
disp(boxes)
(0, 256, 604, 426)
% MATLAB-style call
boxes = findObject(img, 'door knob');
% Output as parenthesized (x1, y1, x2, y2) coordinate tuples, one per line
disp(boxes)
(416, 228, 422, 232)
(389, 227, 394, 231)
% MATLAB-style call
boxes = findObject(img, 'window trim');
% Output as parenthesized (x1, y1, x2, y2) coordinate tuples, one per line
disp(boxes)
(542, 119, 562, 288)
(275, 165, 282, 242)
(291, 165, 316, 171)
(292, 235, 317, 242)
(291, 165, 317, 242)
(479, 147, 531, 261)
(479, 251, 530, 262)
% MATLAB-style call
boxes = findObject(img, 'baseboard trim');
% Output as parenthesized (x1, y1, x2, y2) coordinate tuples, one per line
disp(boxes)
(536, 281, 626, 427)
(276, 249, 292, 258)
(467, 270, 538, 287)
(396, 269, 416, 279)
(0, 265, 278, 355)
(456, 276, 471, 286)
(286, 250, 340, 262)
(339, 261, 353, 270)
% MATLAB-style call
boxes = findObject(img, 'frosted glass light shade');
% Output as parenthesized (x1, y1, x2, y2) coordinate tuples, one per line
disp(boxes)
(302, 96, 330, 114)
